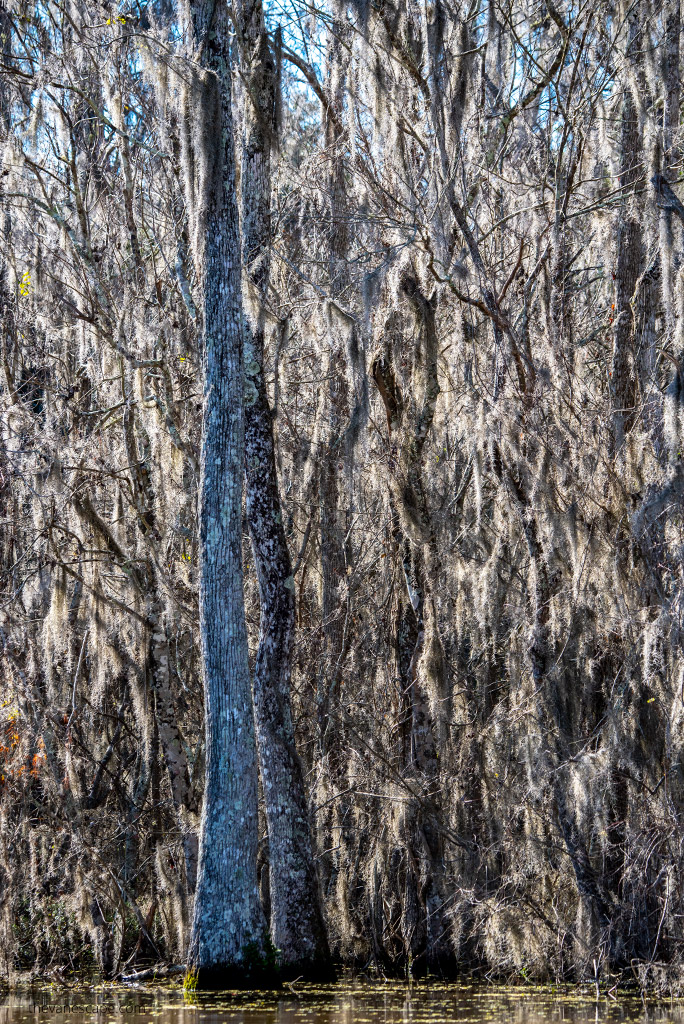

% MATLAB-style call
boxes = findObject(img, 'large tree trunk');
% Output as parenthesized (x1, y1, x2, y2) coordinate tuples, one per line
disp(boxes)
(186, 0, 272, 987)
(236, 0, 333, 980)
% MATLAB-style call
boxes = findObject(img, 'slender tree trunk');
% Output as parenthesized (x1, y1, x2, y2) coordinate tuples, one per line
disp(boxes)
(186, 0, 272, 987)
(236, 0, 333, 980)
(659, 0, 680, 334)
(370, 281, 452, 970)
(121, 399, 199, 911)
(317, 18, 350, 752)
(147, 598, 198, 897)
(656, 0, 681, 456)
(0, 6, 14, 421)
(662, 0, 680, 169)
(611, 17, 644, 453)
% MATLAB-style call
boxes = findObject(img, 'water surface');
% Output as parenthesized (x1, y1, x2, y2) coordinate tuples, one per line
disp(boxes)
(3, 982, 683, 1024)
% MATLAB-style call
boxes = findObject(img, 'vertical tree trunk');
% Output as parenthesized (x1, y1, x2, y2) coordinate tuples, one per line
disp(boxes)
(236, 0, 333, 980)
(0, 5, 14, 402)
(317, 17, 351, 752)
(120, 400, 199, 912)
(610, 16, 644, 453)
(370, 280, 452, 970)
(186, 0, 272, 987)
(662, 0, 680, 168)
(658, 0, 681, 448)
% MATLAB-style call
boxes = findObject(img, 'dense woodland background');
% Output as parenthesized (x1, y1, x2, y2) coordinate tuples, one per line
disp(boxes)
(2, 0, 684, 988)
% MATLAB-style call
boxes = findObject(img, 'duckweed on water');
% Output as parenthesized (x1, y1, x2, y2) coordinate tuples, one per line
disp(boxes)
(3, 983, 684, 1024)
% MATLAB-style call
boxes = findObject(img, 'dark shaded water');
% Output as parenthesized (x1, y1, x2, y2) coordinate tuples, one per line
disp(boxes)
(3, 984, 684, 1024)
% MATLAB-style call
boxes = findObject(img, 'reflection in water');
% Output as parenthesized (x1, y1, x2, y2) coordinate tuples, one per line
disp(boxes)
(1, 985, 682, 1024)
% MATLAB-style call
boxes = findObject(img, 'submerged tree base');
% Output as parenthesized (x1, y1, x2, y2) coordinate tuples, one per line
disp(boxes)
(184, 950, 336, 989)
(185, 964, 281, 991)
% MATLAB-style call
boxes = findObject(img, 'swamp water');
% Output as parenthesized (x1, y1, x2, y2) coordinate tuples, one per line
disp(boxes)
(2, 985, 684, 1024)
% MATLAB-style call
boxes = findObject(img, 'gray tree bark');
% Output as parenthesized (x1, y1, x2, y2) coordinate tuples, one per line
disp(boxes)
(610, 13, 644, 454)
(316, 23, 351, 754)
(236, 0, 333, 979)
(185, 0, 273, 987)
